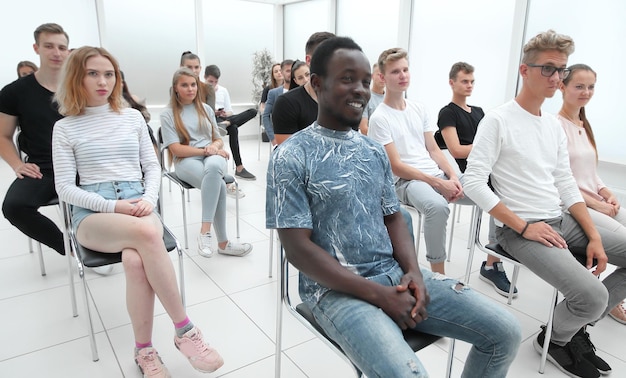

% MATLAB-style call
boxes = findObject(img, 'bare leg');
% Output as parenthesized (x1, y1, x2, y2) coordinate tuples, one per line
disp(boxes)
(77, 212, 186, 323)
(123, 248, 156, 343)
(431, 262, 445, 275)
(486, 255, 501, 266)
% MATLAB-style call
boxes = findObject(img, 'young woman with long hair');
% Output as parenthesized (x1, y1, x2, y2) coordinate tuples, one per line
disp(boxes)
(52, 46, 224, 377)
(160, 68, 253, 258)
(558, 63, 626, 325)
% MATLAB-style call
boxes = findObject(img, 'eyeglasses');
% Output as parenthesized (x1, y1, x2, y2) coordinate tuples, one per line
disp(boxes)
(527, 64, 570, 79)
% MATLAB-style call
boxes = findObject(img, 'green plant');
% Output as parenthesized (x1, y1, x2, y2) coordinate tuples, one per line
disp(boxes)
(251, 48, 275, 105)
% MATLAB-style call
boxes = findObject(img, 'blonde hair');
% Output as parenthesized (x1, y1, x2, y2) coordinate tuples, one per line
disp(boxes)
(55, 46, 123, 116)
(522, 29, 575, 64)
(377, 48, 408, 74)
(168, 68, 219, 150)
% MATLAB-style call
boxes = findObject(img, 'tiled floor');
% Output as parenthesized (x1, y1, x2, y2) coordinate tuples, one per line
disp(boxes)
(0, 134, 624, 377)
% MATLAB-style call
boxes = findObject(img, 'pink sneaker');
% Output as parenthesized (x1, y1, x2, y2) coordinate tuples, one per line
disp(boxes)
(135, 347, 171, 378)
(174, 327, 224, 373)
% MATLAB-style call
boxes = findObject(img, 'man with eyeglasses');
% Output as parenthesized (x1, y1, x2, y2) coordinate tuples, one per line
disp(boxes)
(464, 30, 626, 378)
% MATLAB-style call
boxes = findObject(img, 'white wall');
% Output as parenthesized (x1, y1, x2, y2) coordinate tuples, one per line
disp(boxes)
(283, 0, 332, 60)
(336, 0, 401, 68)
(407, 0, 518, 120)
(0, 0, 100, 87)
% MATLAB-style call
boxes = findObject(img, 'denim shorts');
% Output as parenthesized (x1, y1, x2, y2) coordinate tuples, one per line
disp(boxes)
(71, 180, 145, 230)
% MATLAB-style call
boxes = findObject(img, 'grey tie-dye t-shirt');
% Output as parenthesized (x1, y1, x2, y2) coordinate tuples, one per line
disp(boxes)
(266, 123, 401, 306)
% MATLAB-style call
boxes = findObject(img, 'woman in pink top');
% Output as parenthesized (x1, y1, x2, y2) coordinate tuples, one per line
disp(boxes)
(558, 63, 626, 325)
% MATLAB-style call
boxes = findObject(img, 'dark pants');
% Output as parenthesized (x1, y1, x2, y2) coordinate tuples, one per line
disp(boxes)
(218, 108, 257, 167)
(2, 168, 65, 255)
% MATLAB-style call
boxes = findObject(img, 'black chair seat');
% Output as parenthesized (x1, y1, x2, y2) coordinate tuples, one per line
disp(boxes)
(78, 225, 178, 268)
(295, 303, 440, 354)
(485, 243, 594, 268)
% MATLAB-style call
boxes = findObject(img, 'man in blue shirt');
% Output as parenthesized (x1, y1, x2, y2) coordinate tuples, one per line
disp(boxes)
(266, 36, 520, 377)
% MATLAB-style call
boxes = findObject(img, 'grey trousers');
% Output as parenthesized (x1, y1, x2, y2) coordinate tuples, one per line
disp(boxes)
(497, 212, 626, 345)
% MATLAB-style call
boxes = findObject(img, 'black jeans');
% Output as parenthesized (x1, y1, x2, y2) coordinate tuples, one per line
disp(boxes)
(2, 168, 65, 255)
(218, 108, 257, 167)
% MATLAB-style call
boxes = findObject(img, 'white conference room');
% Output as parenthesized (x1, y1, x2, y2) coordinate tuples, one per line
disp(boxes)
(1, 0, 624, 377)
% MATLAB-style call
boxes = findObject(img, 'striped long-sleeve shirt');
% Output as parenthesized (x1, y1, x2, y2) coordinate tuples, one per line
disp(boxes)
(52, 104, 160, 213)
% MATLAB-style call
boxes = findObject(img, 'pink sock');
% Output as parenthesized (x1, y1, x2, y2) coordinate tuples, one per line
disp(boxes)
(135, 341, 152, 349)
(174, 316, 190, 329)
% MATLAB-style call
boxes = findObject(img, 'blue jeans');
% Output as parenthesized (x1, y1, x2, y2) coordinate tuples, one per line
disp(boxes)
(72, 181, 145, 230)
(311, 267, 521, 377)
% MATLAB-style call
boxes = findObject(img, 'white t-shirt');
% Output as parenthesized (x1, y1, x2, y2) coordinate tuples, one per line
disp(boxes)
(214, 85, 232, 112)
(368, 100, 443, 180)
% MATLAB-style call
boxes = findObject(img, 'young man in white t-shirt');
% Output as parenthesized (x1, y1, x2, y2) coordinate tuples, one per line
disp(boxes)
(368, 48, 467, 275)
(205, 65, 257, 180)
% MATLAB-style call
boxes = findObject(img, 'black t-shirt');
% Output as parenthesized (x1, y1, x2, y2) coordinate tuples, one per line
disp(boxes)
(0, 75, 62, 169)
(272, 85, 318, 135)
(436, 102, 484, 172)
(261, 86, 270, 103)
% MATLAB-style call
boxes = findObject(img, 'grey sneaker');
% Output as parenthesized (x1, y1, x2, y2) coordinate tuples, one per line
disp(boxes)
(235, 168, 256, 180)
(197, 232, 216, 258)
(218, 241, 253, 257)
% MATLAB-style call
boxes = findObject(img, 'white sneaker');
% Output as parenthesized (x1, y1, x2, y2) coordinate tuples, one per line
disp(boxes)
(197, 232, 216, 258)
(91, 265, 114, 275)
(218, 241, 253, 257)
(226, 184, 245, 199)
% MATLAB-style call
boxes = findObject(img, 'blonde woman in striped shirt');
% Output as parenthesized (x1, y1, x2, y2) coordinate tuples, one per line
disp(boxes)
(52, 46, 223, 378)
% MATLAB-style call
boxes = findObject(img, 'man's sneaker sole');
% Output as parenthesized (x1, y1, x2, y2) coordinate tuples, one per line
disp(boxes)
(479, 273, 518, 298)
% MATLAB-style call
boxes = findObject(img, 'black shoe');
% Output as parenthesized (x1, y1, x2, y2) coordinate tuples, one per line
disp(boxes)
(533, 326, 599, 378)
(235, 168, 256, 180)
(479, 261, 518, 297)
(571, 327, 612, 375)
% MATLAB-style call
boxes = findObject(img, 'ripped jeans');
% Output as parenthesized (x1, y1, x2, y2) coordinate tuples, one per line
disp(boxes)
(311, 266, 521, 377)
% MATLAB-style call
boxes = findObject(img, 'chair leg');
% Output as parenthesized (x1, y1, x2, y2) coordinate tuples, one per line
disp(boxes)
(235, 181, 240, 239)
(178, 186, 189, 250)
(177, 241, 186, 307)
(36, 242, 46, 276)
(447, 204, 457, 262)
(274, 246, 286, 378)
(445, 338, 455, 378)
(62, 202, 79, 317)
(540, 289, 558, 373)
(268, 229, 274, 278)
(415, 212, 423, 255)
(507, 266, 520, 305)
(80, 262, 99, 361)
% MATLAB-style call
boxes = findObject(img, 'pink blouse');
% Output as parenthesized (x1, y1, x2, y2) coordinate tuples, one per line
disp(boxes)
(558, 115, 605, 202)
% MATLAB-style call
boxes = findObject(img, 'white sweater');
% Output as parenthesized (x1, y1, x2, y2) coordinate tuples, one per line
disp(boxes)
(463, 100, 583, 226)
(52, 104, 160, 213)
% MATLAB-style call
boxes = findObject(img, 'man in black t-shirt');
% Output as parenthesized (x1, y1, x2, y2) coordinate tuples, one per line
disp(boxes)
(0, 23, 70, 256)
(436, 62, 516, 298)
(272, 31, 335, 145)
